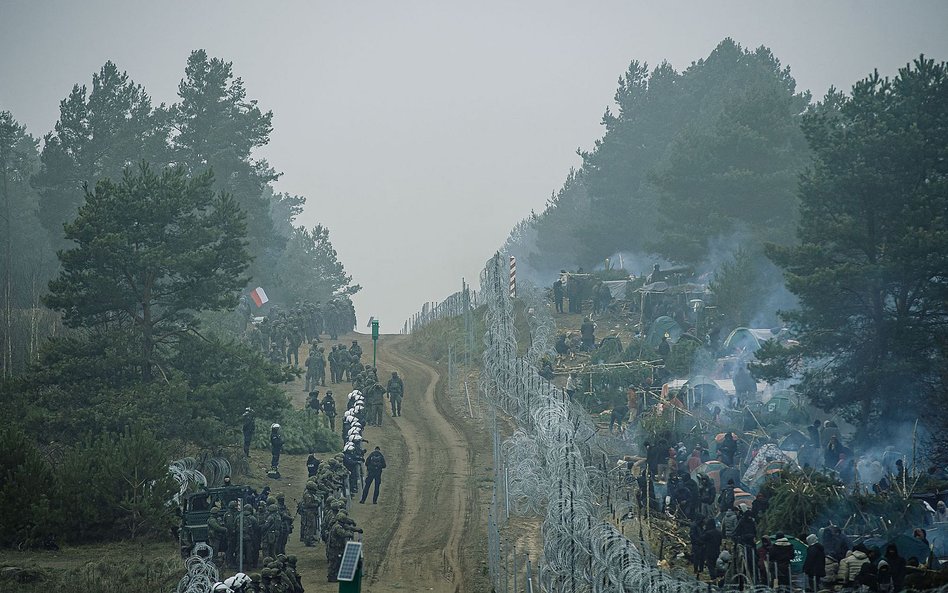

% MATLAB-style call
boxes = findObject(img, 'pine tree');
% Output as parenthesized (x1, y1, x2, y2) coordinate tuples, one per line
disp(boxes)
(758, 57, 948, 438)
(44, 164, 250, 381)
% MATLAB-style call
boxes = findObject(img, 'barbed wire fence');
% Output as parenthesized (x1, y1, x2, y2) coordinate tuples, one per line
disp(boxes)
(480, 251, 762, 593)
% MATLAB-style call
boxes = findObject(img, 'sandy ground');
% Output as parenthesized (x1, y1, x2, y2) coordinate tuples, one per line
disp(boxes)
(266, 331, 483, 593)
(1, 329, 492, 593)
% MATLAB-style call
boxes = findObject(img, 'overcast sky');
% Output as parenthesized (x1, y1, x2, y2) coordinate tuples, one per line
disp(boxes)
(2, 1, 947, 329)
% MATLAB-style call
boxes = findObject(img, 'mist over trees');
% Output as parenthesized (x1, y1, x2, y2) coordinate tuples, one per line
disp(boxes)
(504, 41, 948, 448)
(755, 57, 948, 441)
(0, 51, 359, 545)
(0, 50, 358, 377)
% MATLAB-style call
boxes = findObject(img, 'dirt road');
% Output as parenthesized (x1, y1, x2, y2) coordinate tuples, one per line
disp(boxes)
(276, 333, 480, 593)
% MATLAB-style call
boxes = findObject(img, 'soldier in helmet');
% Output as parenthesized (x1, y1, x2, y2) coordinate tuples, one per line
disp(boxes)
(321, 390, 337, 432)
(239, 504, 259, 569)
(208, 506, 228, 566)
(276, 493, 293, 555)
(299, 481, 320, 546)
(314, 346, 326, 386)
(223, 500, 240, 567)
(387, 371, 404, 417)
(327, 510, 362, 582)
(350, 340, 363, 361)
(261, 503, 284, 560)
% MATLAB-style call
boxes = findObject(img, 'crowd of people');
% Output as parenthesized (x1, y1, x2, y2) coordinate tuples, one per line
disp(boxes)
(243, 298, 357, 365)
(191, 311, 406, 590)
(621, 424, 945, 591)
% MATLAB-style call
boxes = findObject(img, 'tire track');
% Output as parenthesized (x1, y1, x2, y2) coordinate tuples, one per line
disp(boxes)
(371, 336, 472, 593)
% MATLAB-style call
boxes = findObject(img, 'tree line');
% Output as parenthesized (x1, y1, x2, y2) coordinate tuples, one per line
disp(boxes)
(0, 50, 356, 547)
(0, 50, 358, 376)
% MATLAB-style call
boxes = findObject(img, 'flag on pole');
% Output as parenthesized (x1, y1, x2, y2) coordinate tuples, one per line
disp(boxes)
(250, 287, 269, 308)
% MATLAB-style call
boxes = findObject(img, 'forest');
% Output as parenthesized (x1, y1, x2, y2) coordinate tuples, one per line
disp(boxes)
(0, 50, 358, 546)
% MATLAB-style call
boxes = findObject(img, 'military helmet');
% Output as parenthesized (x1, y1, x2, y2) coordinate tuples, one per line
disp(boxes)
(267, 496, 277, 505)
(228, 500, 238, 509)
(268, 504, 279, 512)
(210, 507, 220, 515)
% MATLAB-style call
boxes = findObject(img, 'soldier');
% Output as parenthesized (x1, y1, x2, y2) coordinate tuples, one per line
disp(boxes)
(337, 345, 351, 381)
(286, 556, 303, 593)
(350, 340, 363, 361)
(261, 504, 284, 560)
(365, 381, 386, 426)
(300, 481, 320, 546)
(241, 407, 255, 457)
(269, 424, 283, 474)
(276, 493, 293, 555)
(321, 391, 337, 432)
(327, 510, 362, 582)
(314, 346, 327, 386)
(348, 357, 363, 385)
(304, 349, 318, 391)
(240, 505, 259, 569)
(328, 344, 340, 383)
(223, 500, 240, 567)
(386, 371, 404, 417)
(342, 441, 362, 498)
(208, 506, 228, 566)
(286, 323, 302, 366)
(360, 446, 387, 504)
(306, 450, 320, 478)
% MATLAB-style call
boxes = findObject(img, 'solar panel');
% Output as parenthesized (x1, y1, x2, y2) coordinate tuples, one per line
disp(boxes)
(337, 541, 363, 581)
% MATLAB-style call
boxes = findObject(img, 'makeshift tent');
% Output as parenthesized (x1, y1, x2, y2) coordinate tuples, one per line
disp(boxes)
(720, 466, 743, 489)
(723, 327, 777, 353)
(684, 375, 724, 407)
(778, 430, 810, 452)
(733, 487, 754, 509)
(742, 444, 793, 492)
(764, 392, 799, 422)
(692, 460, 727, 490)
(602, 280, 631, 299)
(646, 315, 682, 347)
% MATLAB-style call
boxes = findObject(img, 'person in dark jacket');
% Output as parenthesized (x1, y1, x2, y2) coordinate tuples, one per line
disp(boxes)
(802, 534, 826, 592)
(703, 518, 724, 578)
(580, 318, 596, 351)
(883, 543, 906, 591)
(719, 432, 738, 466)
(691, 520, 707, 575)
(269, 424, 284, 471)
(771, 533, 795, 588)
(360, 446, 387, 504)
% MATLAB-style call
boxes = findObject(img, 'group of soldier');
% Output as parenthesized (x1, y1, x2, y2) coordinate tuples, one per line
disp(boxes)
(211, 555, 304, 593)
(244, 298, 357, 366)
(222, 316, 410, 584)
(297, 452, 365, 581)
(206, 492, 295, 572)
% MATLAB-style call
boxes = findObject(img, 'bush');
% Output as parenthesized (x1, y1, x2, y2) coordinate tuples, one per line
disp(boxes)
(253, 408, 338, 454)
(0, 428, 59, 547)
(0, 426, 178, 547)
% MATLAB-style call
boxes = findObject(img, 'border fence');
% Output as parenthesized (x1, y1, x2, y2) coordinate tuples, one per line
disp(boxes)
(401, 279, 478, 335)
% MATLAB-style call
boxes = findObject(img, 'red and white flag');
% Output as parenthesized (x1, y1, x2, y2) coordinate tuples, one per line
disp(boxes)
(250, 287, 269, 308)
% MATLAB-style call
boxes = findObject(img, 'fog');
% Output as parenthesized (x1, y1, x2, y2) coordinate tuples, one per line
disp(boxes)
(2, 0, 947, 327)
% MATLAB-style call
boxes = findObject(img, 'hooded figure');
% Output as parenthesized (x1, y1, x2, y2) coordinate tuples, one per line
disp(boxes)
(803, 533, 826, 590)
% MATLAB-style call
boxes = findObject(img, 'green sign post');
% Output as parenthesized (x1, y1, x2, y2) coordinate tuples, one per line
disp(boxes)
(371, 319, 379, 366)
